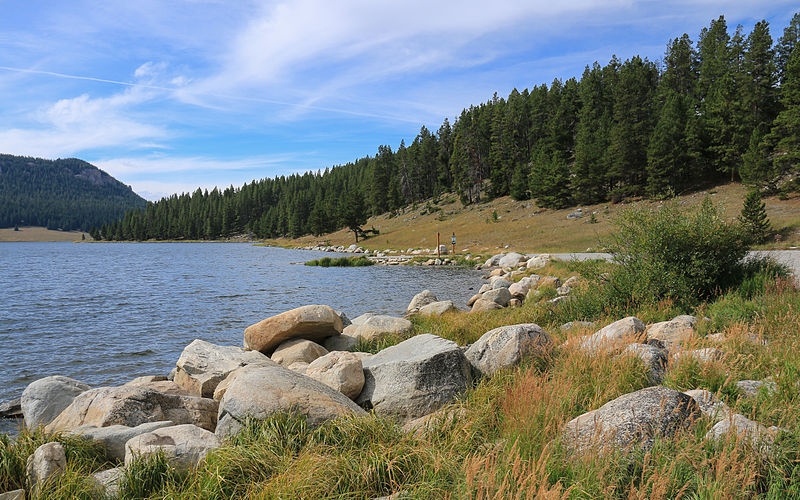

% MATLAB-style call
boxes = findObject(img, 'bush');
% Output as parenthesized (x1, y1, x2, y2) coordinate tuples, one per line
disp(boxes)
(304, 256, 374, 267)
(601, 197, 750, 308)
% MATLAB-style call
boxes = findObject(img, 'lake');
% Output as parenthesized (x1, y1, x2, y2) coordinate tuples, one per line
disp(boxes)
(0, 242, 483, 433)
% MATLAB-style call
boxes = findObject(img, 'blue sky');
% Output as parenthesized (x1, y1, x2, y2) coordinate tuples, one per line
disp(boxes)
(0, 1, 797, 200)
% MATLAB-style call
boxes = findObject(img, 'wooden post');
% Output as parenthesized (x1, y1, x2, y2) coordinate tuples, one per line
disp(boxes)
(437, 232, 440, 258)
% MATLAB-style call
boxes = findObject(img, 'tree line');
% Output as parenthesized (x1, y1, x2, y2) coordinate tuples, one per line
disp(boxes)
(98, 14, 800, 241)
(0, 155, 147, 232)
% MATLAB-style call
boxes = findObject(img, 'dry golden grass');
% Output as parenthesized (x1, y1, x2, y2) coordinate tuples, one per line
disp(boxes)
(268, 183, 800, 253)
(0, 226, 90, 242)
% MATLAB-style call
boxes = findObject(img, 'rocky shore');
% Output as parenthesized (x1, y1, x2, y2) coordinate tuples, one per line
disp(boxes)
(0, 254, 783, 498)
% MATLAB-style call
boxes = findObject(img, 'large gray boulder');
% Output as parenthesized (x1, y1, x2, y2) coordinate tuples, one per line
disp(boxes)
(45, 386, 218, 433)
(683, 389, 729, 422)
(736, 380, 777, 398)
(244, 305, 343, 353)
(482, 287, 512, 307)
(305, 351, 365, 399)
(70, 421, 174, 461)
(406, 290, 439, 315)
(646, 316, 696, 348)
(90, 467, 124, 498)
(577, 317, 646, 351)
(705, 414, 776, 453)
(125, 424, 220, 470)
(563, 386, 700, 453)
(356, 334, 472, 420)
(418, 300, 457, 317)
(617, 343, 668, 385)
(26, 442, 66, 494)
(322, 334, 358, 352)
(270, 338, 328, 366)
(470, 298, 503, 313)
(465, 324, 553, 377)
(348, 315, 414, 342)
(526, 254, 550, 269)
(215, 363, 366, 439)
(174, 339, 274, 397)
(21, 375, 91, 429)
(483, 253, 506, 269)
(498, 252, 526, 268)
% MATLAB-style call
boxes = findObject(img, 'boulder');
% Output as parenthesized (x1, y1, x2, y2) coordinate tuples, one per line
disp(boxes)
(560, 321, 594, 332)
(672, 347, 724, 364)
(508, 277, 533, 297)
(646, 316, 696, 348)
(0, 490, 24, 500)
(556, 285, 571, 296)
(287, 362, 309, 373)
(323, 334, 358, 352)
(526, 254, 550, 269)
(174, 339, 274, 397)
(482, 287, 512, 307)
(350, 313, 376, 325)
(125, 424, 220, 470)
(124, 375, 167, 385)
(26, 442, 66, 492)
(470, 298, 503, 313)
(465, 324, 553, 377)
(498, 252, 526, 268)
(617, 343, 668, 384)
(91, 467, 124, 498)
(705, 414, 776, 453)
(418, 300, 457, 317)
(215, 363, 366, 439)
(349, 315, 414, 342)
(489, 268, 505, 277)
(406, 290, 439, 315)
(305, 351, 365, 399)
(483, 254, 506, 268)
(21, 375, 91, 429)
(45, 386, 218, 433)
(563, 276, 579, 287)
(537, 276, 561, 289)
(683, 389, 729, 421)
(271, 338, 328, 366)
(509, 298, 522, 308)
(0, 398, 22, 419)
(123, 380, 190, 396)
(402, 405, 467, 437)
(466, 293, 482, 307)
(70, 421, 174, 461)
(478, 284, 492, 294)
(356, 334, 472, 420)
(491, 278, 512, 290)
(335, 310, 352, 328)
(563, 386, 700, 453)
(243, 305, 343, 353)
(736, 380, 777, 398)
(577, 317, 646, 351)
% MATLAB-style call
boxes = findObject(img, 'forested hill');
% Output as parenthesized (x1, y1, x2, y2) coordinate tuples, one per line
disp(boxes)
(100, 14, 800, 241)
(0, 154, 147, 232)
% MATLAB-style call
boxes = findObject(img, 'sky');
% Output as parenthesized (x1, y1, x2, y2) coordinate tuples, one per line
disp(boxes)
(0, 1, 797, 200)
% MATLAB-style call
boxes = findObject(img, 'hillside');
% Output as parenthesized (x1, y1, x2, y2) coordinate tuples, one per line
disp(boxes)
(0, 154, 147, 232)
(275, 183, 800, 253)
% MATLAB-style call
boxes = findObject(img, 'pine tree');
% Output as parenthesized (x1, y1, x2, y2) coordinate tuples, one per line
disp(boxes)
(647, 91, 690, 195)
(763, 44, 800, 188)
(739, 190, 771, 243)
(776, 13, 800, 84)
(529, 148, 571, 208)
(340, 190, 368, 242)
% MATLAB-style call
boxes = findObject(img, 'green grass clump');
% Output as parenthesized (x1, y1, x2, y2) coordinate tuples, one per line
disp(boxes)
(304, 256, 374, 267)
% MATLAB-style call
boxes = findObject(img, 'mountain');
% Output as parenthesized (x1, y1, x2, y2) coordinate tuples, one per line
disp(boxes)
(0, 154, 147, 232)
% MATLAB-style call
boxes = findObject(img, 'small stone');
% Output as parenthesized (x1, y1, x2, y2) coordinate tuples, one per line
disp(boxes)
(736, 380, 777, 398)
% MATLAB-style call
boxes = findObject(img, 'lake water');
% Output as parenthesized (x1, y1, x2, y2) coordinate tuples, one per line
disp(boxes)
(0, 242, 483, 433)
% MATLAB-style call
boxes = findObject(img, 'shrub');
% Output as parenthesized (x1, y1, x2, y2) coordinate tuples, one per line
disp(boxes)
(602, 197, 749, 308)
(305, 256, 373, 267)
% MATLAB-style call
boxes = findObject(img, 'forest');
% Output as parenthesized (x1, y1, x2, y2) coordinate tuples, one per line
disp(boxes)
(96, 14, 800, 241)
(0, 155, 147, 232)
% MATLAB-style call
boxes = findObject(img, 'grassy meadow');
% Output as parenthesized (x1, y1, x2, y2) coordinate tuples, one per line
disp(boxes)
(2, 197, 799, 499)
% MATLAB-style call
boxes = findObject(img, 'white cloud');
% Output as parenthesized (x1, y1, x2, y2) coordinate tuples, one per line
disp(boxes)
(0, 88, 166, 158)
(95, 154, 302, 176)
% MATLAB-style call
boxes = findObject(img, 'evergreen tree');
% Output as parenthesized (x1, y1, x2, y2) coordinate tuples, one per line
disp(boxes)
(340, 190, 368, 242)
(739, 189, 771, 243)
(573, 62, 612, 204)
(529, 148, 571, 208)
(776, 13, 800, 84)
(764, 44, 800, 188)
(647, 91, 691, 195)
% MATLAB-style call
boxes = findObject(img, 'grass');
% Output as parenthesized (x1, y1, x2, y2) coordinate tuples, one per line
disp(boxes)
(304, 256, 374, 267)
(3, 256, 800, 497)
(263, 183, 800, 254)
